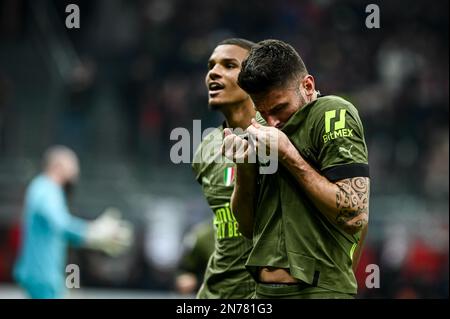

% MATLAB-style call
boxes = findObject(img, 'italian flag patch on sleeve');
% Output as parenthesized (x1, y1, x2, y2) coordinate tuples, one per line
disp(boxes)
(223, 167, 235, 186)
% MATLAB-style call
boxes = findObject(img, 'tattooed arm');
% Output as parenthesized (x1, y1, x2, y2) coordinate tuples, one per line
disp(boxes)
(334, 177, 370, 234)
(280, 142, 370, 235)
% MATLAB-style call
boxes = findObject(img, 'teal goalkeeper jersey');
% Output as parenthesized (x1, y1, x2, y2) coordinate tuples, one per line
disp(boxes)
(14, 174, 87, 297)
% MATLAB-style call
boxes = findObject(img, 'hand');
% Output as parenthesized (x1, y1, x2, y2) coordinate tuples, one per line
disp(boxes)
(85, 207, 134, 256)
(246, 118, 292, 163)
(222, 128, 255, 164)
(175, 273, 198, 295)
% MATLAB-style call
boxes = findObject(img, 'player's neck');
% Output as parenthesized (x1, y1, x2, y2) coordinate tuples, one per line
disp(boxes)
(221, 101, 256, 130)
(45, 170, 64, 186)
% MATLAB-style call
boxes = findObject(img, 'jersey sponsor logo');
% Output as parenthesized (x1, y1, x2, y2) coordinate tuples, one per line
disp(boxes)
(323, 109, 353, 143)
(213, 203, 241, 239)
(339, 145, 354, 158)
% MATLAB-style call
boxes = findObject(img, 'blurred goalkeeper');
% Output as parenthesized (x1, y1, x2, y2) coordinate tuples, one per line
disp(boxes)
(13, 145, 133, 299)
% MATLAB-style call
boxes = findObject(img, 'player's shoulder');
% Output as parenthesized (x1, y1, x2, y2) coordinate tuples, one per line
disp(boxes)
(196, 125, 223, 149)
(311, 95, 358, 114)
(307, 95, 362, 128)
(194, 125, 223, 159)
(29, 175, 58, 197)
(27, 175, 63, 212)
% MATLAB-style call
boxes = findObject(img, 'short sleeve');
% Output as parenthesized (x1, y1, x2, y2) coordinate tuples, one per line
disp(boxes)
(311, 97, 370, 182)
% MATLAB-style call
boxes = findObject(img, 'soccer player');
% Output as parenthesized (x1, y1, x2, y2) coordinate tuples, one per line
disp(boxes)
(192, 38, 257, 298)
(13, 145, 132, 298)
(223, 39, 370, 298)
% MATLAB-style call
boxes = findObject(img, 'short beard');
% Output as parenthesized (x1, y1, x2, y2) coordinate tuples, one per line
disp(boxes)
(295, 87, 309, 109)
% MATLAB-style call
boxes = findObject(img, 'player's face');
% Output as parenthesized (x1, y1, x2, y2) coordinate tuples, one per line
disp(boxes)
(252, 75, 315, 129)
(64, 156, 80, 184)
(205, 45, 251, 109)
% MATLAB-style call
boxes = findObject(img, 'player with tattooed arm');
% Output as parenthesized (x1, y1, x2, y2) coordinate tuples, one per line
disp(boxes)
(223, 39, 370, 299)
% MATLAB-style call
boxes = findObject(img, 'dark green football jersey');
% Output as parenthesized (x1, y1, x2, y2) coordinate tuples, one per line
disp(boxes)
(246, 95, 370, 295)
(192, 124, 256, 299)
(178, 220, 215, 278)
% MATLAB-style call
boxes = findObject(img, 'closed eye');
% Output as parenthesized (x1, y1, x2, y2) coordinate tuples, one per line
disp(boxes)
(270, 103, 288, 115)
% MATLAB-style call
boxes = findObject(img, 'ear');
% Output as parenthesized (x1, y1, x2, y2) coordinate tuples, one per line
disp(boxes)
(302, 75, 315, 96)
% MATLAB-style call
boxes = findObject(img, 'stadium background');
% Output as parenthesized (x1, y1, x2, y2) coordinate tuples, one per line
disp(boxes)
(0, 0, 448, 298)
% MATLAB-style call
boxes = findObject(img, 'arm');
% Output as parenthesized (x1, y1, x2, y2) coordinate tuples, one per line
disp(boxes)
(280, 142, 369, 235)
(246, 117, 370, 235)
(43, 190, 88, 246)
(352, 224, 368, 273)
(64, 215, 89, 246)
(231, 163, 258, 239)
(46, 187, 132, 254)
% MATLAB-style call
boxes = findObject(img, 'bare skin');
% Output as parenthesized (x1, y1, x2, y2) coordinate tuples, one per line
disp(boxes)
(44, 146, 80, 186)
(206, 44, 255, 130)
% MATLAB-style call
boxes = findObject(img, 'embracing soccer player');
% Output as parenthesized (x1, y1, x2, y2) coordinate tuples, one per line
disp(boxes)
(224, 39, 370, 299)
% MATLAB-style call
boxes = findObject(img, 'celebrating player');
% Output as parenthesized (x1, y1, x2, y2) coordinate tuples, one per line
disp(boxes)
(224, 39, 370, 298)
(192, 38, 257, 298)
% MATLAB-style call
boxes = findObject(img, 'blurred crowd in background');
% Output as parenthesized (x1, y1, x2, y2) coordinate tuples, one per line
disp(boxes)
(0, 0, 448, 298)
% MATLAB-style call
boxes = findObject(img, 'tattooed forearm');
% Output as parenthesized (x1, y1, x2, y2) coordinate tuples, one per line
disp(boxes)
(278, 145, 370, 235)
(335, 177, 370, 234)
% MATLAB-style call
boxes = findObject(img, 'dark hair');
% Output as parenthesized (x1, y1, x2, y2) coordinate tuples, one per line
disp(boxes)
(238, 39, 308, 95)
(218, 38, 256, 52)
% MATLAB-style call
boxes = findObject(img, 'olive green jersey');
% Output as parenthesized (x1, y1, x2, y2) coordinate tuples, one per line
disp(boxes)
(178, 220, 215, 280)
(192, 124, 256, 299)
(247, 95, 370, 295)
